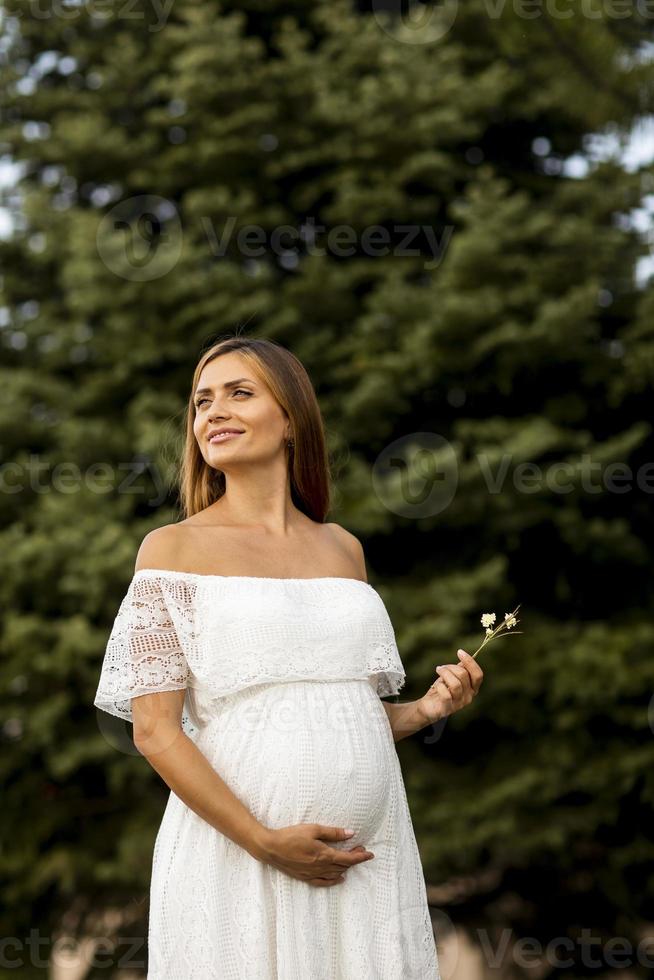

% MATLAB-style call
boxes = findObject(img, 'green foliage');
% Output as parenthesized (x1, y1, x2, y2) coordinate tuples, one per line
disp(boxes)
(1, 1, 653, 976)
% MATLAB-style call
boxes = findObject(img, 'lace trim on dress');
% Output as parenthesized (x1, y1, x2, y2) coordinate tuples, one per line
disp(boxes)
(93, 574, 192, 728)
(94, 571, 406, 737)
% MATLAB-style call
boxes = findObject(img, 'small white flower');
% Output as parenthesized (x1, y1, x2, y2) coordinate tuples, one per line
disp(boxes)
(470, 603, 521, 660)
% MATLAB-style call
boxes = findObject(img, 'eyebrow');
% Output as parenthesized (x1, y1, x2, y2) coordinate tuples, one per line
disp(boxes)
(194, 378, 257, 398)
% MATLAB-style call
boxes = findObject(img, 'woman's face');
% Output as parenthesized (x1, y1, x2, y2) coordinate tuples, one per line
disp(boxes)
(192, 352, 291, 470)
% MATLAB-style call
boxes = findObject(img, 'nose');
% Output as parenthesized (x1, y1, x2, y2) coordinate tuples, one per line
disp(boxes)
(208, 404, 231, 421)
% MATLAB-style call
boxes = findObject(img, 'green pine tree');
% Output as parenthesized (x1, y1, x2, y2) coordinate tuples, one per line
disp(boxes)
(1, 1, 653, 976)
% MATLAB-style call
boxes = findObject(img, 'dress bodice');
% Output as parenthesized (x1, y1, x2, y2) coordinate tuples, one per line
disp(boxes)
(94, 569, 407, 737)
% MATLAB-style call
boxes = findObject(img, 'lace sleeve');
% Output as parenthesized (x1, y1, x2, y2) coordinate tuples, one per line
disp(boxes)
(94, 573, 191, 727)
(366, 600, 406, 698)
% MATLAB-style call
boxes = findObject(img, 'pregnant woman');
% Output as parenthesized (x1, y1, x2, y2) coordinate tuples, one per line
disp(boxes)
(93, 335, 483, 979)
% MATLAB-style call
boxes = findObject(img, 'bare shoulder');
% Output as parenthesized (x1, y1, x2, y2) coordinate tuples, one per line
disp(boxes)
(326, 522, 368, 582)
(134, 524, 183, 573)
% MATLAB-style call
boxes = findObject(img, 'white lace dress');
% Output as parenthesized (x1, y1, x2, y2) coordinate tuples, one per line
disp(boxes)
(93, 569, 440, 980)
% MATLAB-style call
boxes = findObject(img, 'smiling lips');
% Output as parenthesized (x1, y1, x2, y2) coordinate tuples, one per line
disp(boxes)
(208, 430, 244, 444)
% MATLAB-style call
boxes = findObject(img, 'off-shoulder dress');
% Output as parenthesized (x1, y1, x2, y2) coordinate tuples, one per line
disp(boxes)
(93, 569, 440, 980)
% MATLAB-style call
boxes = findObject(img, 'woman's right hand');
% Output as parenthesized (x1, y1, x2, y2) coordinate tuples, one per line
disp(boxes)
(258, 824, 375, 886)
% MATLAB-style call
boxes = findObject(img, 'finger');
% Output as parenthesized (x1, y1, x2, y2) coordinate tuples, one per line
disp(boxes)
(435, 665, 465, 696)
(453, 664, 475, 696)
(456, 650, 484, 690)
(436, 662, 468, 683)
(307, 875, 345, 886)
(333, 844, 370, 859)
(431, 677, 453, 701)
(313, 825, 357, 843)
(330, 849, 375, 867)
(449, 662, 475, 687)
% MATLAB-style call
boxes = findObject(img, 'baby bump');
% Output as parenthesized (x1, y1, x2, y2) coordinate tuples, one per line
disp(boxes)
(195, 679, 397, 846)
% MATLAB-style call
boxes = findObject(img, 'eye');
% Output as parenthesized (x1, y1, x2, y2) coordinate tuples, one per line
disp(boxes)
(194, 389, 251, 409)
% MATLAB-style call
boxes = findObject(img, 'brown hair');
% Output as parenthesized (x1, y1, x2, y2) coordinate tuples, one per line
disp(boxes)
(177, 336, 333, 522)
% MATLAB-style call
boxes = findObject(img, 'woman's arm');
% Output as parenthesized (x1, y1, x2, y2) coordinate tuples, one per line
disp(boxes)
(130, 531, 272, 861)
(133, 708, 272, 862)
(381, 698, 433, 742)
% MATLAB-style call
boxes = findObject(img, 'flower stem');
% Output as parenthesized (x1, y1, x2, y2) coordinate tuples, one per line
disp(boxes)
(472, 631, 523, 659)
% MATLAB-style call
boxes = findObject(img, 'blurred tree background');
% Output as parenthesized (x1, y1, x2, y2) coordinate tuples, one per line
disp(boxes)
(1, 0, 654, 976)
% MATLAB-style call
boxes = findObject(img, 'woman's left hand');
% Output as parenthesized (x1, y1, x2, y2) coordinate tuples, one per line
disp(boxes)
(418, 649, 484, 724)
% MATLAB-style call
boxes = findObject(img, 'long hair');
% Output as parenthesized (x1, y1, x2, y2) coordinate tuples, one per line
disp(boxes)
(177, 336, 333, 522)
